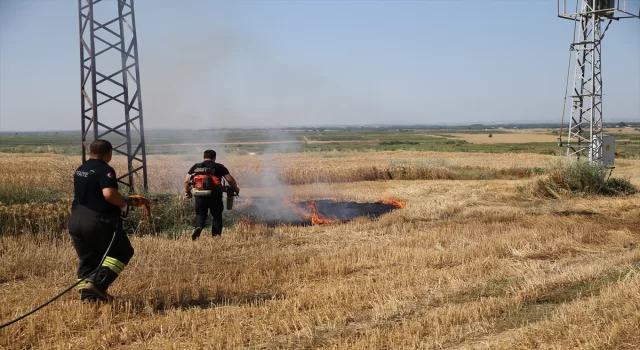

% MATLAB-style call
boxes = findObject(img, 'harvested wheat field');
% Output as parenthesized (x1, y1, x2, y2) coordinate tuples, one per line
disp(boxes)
(603, 128, 640, 135)
(449, 133, 559, 144)
(1, 151, 640, 349)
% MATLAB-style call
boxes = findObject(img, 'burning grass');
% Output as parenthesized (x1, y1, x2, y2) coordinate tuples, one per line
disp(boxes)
(0, 196, 405, 237)
(234, 198, 404, 227)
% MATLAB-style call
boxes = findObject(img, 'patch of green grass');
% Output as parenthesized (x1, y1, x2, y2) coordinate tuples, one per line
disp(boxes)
(0, 145, 80, 155)
(3, 129, 640, 157)
(532, 160, 637, 198)
(122, 195, 248, 238)
(0, 184, 61, 205)
(379, 140, 420, 146)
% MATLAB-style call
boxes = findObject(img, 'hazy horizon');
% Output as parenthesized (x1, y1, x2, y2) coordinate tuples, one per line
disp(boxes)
(1, 0, 639, 132)
(4, 117, 640, 134)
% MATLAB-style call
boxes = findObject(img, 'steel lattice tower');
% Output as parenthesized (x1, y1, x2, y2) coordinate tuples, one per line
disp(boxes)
(78, 0, 148, 192)
(558, 0, 639, 166)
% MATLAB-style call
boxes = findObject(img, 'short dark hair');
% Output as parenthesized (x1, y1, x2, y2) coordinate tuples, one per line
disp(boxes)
(203, 150, 216, 159)
(89, 139, 113, 156)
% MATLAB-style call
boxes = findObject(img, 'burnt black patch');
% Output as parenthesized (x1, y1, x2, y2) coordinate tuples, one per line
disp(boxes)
(233, 197, 402, 227)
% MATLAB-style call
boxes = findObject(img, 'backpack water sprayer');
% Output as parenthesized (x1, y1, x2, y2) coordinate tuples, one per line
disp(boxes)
(188, 168, 237, 209)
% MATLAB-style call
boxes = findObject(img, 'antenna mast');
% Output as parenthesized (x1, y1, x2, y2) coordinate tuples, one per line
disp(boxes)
(558, 0, 639, 167)
(78, 0, 148, 192)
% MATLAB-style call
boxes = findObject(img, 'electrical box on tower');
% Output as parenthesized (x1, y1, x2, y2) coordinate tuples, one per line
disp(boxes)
(600, 135, 615, 168)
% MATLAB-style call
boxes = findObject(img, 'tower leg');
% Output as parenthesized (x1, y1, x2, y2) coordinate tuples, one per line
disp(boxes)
(78, 0, 148, 192)
(565, 0, 607, 165)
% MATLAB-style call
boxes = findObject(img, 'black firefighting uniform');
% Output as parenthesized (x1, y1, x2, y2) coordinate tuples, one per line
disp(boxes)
(69, 159, 134, 297)
(188, 160, 230, 237)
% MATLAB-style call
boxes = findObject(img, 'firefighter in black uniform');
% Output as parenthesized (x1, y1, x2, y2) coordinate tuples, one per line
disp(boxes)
(184, 150, 239, 240)
(69, 139, 135, 302)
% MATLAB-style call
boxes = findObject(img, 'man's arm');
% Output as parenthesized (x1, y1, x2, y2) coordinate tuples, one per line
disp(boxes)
(103, 187, 127, 208)
(224, 174, 240, 194)
(183, 164, 197, 198)
(184, 174, 192, 197)
(100, 168, 127, 210)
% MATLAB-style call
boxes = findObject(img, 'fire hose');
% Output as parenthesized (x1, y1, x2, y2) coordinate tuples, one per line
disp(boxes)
(0, 195, 151, 330)
(0, 226, 117, 329)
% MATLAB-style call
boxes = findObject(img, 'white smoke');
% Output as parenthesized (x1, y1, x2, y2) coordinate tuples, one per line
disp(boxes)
(247, 129, 303, 222)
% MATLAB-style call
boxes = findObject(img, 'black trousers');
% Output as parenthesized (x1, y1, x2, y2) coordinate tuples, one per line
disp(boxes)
(68, 205, 134, 290)
(194, 196, 224, 236)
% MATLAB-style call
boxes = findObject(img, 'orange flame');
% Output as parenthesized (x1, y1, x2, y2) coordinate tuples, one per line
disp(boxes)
(283, 199, 335, 225)
(380, 198, 405, 209)
(307, 201, 334, 224)
(281, 198, 404, 225)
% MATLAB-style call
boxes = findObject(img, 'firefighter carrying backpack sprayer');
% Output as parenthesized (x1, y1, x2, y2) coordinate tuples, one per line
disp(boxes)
(185, 150, 240, 240)
(189, 167, 223, 196)
(188, 166, 236, 209)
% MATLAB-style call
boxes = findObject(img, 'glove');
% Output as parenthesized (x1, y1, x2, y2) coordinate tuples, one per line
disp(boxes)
(120, 203, 129, 217)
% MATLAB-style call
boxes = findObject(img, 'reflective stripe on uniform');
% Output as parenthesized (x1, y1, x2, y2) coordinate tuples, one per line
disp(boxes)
(77, 278, 88, 290)
(102, 256, 126, 275)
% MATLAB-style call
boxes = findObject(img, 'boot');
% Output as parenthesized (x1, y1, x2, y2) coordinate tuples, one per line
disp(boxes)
(89, 265, 120, 298)
(191, 227, 203, 240)
(80, 282, 114, 303)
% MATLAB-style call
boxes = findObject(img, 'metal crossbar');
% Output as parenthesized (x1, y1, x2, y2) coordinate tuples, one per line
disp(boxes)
(78, 0, 148, 192)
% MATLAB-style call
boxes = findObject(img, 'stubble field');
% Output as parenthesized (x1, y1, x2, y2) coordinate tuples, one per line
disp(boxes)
(1, 150, 640, 349)
(447, 133, 560, 144)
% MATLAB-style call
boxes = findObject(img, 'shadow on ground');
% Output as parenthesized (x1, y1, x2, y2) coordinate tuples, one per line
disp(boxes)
(114, 290, 286, 314)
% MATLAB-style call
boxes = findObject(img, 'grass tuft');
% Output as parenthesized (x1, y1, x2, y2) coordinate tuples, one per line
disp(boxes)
(532, 160, 637, 198)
